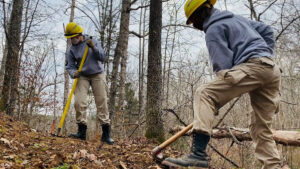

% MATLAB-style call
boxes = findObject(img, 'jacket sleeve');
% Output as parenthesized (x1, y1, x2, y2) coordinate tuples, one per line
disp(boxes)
(205, 27, 234, 73)
(65, 49, 78, 79)
(92, 39, 107, 62)
(249, 20, 275, 52)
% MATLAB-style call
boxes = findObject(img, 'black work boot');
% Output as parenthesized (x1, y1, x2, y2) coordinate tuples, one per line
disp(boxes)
(164, 132, 210, 168)
(69, 123, 87, 140)
(101, 124, 114, 145)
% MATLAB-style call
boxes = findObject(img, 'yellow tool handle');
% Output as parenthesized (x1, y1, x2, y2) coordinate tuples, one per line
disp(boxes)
(57, 46, 89, 133)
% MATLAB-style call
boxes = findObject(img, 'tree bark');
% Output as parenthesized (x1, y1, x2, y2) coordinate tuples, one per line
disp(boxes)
(62, 0, 75, 135)
(1, 0, 24, 115)
(0, 1, 10, 94)
(145, 0, 164, 142)
(105, 0, 113, 82)
(0, 39, 8, 93)
(118, 0, 131, 110)
(138, 0, 146, 119)
(109, 0, 131, 117)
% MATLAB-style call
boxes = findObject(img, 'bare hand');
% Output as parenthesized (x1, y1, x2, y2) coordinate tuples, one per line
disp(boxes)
(86, 39, 95, 50)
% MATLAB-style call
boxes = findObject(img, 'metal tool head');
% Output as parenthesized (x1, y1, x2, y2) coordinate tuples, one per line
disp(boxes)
(152, 146, 167, 166)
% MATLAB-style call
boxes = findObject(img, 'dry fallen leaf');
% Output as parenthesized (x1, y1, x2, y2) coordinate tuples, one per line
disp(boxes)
(87, 154, 96, 161)
(79, 149, 87, 158)
(0, 138, 11, 146)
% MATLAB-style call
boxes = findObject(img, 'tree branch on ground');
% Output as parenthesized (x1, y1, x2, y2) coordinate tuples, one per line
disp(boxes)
(170, 126, 300, 146)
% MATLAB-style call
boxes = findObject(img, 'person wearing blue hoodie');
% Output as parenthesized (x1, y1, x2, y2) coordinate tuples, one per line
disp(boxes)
(64, 22, 114, 145)
(164, 0, 282, 168)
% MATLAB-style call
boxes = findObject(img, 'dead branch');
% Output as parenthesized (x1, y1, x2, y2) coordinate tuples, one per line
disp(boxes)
(208, 143, 240, 168)
(170, 126, 300, 146)
(163, 109, 187, 126)
(276, 16, 300, 41)
(129, 31, 149, 38)
(214, 97, 240, 128)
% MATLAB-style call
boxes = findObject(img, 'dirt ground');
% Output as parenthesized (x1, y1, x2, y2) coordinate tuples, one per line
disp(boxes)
(0, 112, 191, 169)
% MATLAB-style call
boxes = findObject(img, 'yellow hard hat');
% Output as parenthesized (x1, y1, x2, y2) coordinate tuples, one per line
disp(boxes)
(64, 22, 83, 39)
(184, 0, 216, 24)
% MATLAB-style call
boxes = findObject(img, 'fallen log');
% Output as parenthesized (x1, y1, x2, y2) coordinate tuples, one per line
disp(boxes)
(169, 126, 300, 147)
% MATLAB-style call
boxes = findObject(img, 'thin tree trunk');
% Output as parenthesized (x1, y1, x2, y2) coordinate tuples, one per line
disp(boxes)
(62, 0, 75, 135)
(118, 0, 131, 110)
(138, 0, 146, 119)
(162, 23, 170, 105)
(166, 13, 178, 107)
(52, 42, 58, 120)
(145, 0, 164, 142)
(109, 0, 131, 133)
(1, 0, 24, 115)
(0, 39, 8, 93)
(99, 0, 109, 46)
(18, 0, 40, 119)
(105, 0, 113, 82)
(109, 0, 130, 118)
(0, 1, 10, 94)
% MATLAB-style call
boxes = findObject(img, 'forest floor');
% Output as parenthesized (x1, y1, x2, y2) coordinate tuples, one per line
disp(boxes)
(0, 111, 191, 169)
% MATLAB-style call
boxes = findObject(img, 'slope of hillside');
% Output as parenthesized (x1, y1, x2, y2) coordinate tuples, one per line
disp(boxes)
(0, 112, 182, 169)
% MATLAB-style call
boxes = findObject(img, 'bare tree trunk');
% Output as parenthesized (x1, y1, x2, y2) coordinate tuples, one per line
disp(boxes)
(138, 0, 146, 119)
(1, 0, 24, 115)
(0, 39, 8, 93)
(118, 0, 131, 110)
(109, 0, 131, 118)
(0, 1, 10, 94)
(98, 0, 111, 47)
(52, 42, 58, 120)
(108, 0, 131, 135)
(166, 12, 178, 107)
(17, 0, 40, 119)
(109, 41, 120, 117)
(145, 0, 164, 142)
(162, 23, 170, 105)
(62, 0, 76, 135)
(105, 0, 113, 82)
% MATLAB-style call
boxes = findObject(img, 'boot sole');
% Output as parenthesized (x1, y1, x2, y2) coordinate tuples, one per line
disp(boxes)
(162, 160, 208, 169)
(101, 139, 114, 145)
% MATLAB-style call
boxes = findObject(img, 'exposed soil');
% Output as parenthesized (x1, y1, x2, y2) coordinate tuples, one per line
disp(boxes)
(0, 112, 186, 169)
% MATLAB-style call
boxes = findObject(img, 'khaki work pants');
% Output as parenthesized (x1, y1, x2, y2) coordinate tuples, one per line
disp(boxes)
(193, 57, 281, 169)
(74, 73, 110, 125)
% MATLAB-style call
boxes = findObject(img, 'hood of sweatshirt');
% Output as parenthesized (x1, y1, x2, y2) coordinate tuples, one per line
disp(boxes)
(203, 8, 234, 32)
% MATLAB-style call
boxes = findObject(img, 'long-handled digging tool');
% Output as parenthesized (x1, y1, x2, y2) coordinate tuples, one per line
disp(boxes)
(152, 123, 193, 166)
(51, 45, 89, 137)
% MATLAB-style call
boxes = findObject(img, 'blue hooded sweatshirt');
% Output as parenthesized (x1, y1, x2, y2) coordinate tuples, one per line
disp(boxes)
(66, 35, 107, 78)
(203, 9, 275, 72)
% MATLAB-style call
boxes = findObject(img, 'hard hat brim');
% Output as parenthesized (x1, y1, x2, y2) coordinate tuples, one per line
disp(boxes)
(186, 19, 192, 25)
(65, 33, 81, 39)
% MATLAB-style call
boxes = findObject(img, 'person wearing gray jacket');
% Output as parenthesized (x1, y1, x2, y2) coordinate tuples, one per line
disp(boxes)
(64, 22, 114, 145)
(164, 0, 282, 168)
